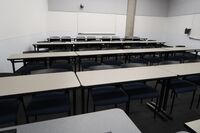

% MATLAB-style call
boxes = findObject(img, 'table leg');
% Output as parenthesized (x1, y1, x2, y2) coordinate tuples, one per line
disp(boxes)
(81, 87, 85, 113)
(11, 60, 16, 73)
(146, 78, 173, 121)
(73, 89, 76, 115)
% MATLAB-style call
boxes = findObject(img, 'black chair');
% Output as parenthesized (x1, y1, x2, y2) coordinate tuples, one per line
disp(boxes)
(102, 36, 111, 41)
(16, 51, 47, 75)
(0, 73, 20, 125)
(87, 64, 119, 71)
(121, 63, 147, 68)
(0, 98, 20, 125)
(121, 82, 159, 118)
(80, 58, 101, 71)
(26, 69, 71, 122)
(184, 75, 200, 108)
(111, 36, 120, 41)
(87, 36, 97, 41)
(143, 54, 163, 65)
(76, 36, 86, 42)
(61, 36, 71, 42)
(168, 79, 197, 114)
(49, 36, 60, 42)
(26, 91, 70, 122)
(88, 86, 129, 112)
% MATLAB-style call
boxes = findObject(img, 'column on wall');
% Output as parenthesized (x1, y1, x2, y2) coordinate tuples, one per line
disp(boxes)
(125, 0, 137, 37)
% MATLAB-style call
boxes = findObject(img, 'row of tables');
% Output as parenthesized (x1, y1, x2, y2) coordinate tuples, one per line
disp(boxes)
(1, 62, 200, 117)
(33, 40, 166, 51)
(1, 62, 200, 132)
(8, 47, 200, 73)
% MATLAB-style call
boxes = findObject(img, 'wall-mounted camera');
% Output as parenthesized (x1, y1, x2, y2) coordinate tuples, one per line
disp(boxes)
(80, 4, 84, 9)
(185, 28, 191, 35)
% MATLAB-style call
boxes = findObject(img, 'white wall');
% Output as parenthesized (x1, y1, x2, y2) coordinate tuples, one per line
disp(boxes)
(134, 16, 167, 41)
(0, 0, 48, 72)
(166, 14, 200, 48)
(47, 11, 126, 37)
(166, 0, 200, 48)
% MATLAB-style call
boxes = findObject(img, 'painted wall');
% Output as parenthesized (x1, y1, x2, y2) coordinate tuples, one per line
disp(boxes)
(136, 0, 169, 17)
(48, 0, 127, 15)
(0, 0, 48, 72)
(168, 0, 200, 17)
(166, 0, 200, 47)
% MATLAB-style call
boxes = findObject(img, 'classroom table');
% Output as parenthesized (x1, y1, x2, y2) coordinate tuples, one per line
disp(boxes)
(158, 62, 200, 76)
(76, 66, 177, 120)
(157, 62, 200, 110)
(33, 42, 73, 51)
(33, 40, 165, 51)
(184, 119, 200, 133)
(7, 52, 78, 73)
(0, 109, 141, 133)
(0, 72, 80, 114)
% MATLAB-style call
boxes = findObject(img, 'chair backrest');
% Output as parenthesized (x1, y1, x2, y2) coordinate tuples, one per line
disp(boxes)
(88, 65, 118, 71)
(61, 36, 71, 42)
(87, 36, 96, 41)
(76, 36, 86, 41)
(49, 36, 60, 42)
(176, 45, 186, 47)
(102, 36, 111, 41)
(111, 36, 120, 41)
(121, 63, 146, 68)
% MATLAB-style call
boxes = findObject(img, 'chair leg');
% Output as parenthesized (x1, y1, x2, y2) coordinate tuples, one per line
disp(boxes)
(170, 92, 176, 114)
(93, 104, 96, 112)
(126, 100, 130, 115)
(86, 89, 90, 113)
(154, 97, 159, 119)
(197, 95, 200, 109)
(190, 90, 196, 109)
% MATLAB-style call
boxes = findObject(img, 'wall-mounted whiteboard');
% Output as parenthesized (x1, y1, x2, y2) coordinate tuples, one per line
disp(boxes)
(77, 13, 116, 35)
(190, 14, 200, 40)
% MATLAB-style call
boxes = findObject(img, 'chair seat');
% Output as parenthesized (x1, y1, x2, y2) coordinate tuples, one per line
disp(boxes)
(81, 60, 101, 69)
(91, 86, 128, 106)
(16, 63, 46, 75)
(169, 79, 197, 94)
(185, 75, 200, 85)
(27, 92, 70, 116)
(102, 59, 123, 66)
(121, 63, 146, 68)
(88, 65, 119, 70)
(0, 99, 19, 124)
(122, 83, 159, 100)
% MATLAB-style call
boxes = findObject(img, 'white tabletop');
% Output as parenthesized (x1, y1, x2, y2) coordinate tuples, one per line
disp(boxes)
(76, 66, 176, 87)
(158, 62, 200, 76)
(76, 49, 129, 56)
(33, 42, 73, 45)
(185, 119, 200, 133)
(0, 72, 80, 97)
(165, 47, 199, 52)
(123, 48, 169, 54)
(34, 41, 165, 45)
(0, 109, 141, 133)
(8, 52, 78, 60)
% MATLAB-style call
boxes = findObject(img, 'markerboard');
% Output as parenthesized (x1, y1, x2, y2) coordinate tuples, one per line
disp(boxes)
(77, 13, 116, 35)
(190, 14, 200, 40)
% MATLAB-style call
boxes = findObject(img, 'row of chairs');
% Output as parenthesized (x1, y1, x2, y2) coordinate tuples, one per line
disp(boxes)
(43, 36, 146, 42)
(0, 71, 71, 126)
(1, 64, 200, 126)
